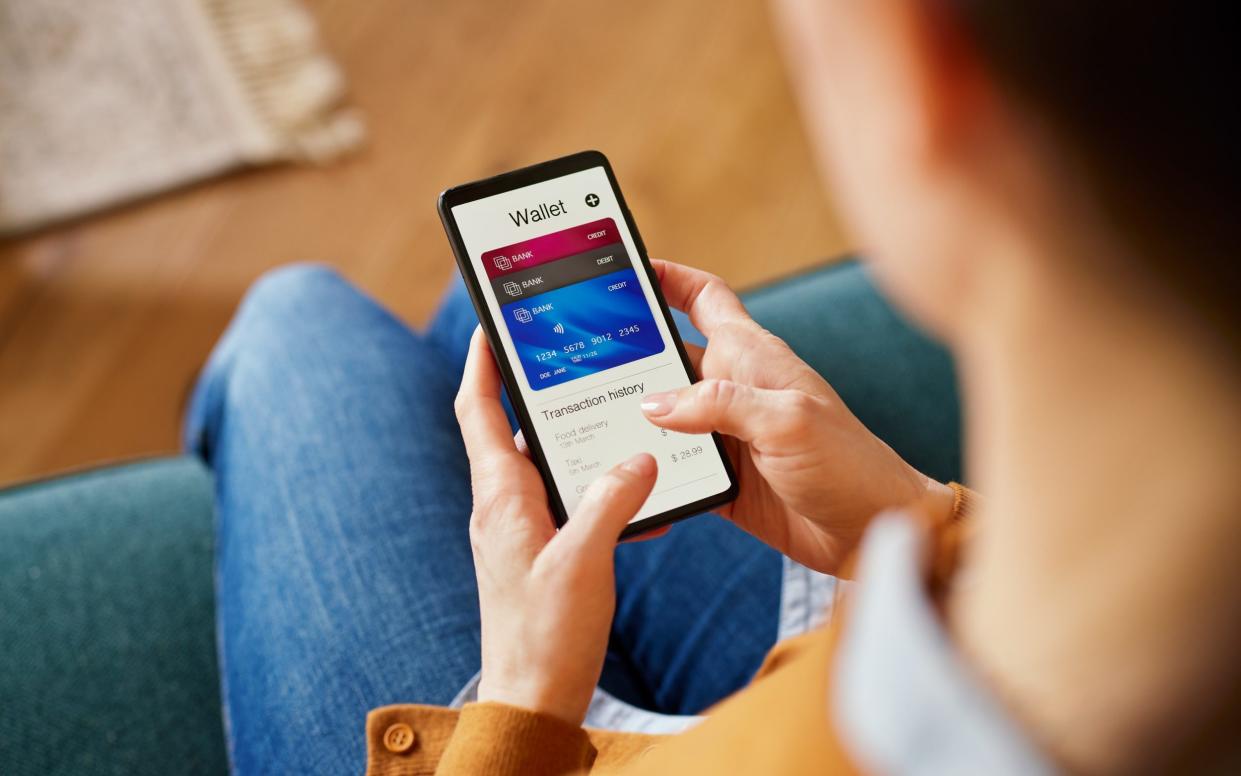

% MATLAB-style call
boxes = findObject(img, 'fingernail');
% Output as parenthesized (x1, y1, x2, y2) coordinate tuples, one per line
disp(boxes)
(640, 392, 676, 416)
(619, 453, 657, 477)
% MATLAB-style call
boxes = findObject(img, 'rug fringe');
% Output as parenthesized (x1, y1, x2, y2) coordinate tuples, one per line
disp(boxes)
(201, 0, 365, 161)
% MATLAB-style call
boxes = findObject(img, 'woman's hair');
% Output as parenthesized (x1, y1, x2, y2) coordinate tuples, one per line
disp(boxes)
(949, 3, 1238, 342)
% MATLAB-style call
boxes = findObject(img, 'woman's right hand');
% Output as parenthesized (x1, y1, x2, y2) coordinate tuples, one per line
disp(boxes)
(641, 260, 954, 574)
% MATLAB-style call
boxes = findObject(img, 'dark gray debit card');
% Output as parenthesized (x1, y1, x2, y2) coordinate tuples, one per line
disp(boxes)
(489, 242, 629, 303)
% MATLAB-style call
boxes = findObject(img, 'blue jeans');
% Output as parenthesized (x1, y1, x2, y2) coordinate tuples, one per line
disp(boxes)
(186, 266, 782, 774)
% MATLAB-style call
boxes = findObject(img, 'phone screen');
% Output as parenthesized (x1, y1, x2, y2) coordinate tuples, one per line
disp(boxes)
(443, 158, 734, 528)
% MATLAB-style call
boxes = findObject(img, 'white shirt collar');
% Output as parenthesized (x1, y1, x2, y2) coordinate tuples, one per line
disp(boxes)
(833, 513, 1057, 775)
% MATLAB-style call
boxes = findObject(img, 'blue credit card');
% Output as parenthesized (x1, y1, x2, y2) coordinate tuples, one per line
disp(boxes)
(501, 267, 665, 390)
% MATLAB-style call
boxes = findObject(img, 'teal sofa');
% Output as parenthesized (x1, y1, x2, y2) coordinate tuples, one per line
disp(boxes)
(0, 261, 961, 774)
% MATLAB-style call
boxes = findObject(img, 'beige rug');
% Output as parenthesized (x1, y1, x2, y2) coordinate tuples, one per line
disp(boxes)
(0, 0, 364, 235)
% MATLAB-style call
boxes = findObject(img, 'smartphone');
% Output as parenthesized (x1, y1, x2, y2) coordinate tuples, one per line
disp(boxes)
(438, 150, 738, 537)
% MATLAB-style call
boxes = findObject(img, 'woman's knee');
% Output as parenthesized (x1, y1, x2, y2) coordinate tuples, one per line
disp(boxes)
(236, 263, 350, 328)
(186, 263, 407, 454)
(199, 264, 360, 400)
(224, 263, 381, 361)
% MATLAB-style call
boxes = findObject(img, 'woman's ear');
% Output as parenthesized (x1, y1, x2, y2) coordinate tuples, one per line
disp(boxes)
(886, 0, 999, 169)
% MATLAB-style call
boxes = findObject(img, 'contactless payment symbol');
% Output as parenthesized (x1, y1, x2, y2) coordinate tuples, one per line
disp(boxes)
(514, 307, 533, 323)
(493, 255, 512, 271)
(503, 281, 522, 297)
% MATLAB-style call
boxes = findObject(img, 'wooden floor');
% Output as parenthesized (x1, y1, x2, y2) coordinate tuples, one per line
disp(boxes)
(0, 0, 848, 487)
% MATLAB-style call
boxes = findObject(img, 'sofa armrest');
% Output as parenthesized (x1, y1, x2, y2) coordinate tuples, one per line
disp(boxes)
(740, 260, 962, 484)
(0, 456, 227, 775)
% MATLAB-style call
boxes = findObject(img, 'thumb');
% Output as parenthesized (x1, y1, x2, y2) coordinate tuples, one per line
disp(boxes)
(552, 454, 658, 558)
(640, 379, 799, 442)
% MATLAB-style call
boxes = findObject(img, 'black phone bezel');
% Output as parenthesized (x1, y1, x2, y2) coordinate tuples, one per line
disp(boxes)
(437, 149, 738, 538)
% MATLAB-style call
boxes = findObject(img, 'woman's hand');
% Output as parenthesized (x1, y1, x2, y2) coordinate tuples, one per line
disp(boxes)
(641, 260, 954, 574)
(455, 327, 658, 727)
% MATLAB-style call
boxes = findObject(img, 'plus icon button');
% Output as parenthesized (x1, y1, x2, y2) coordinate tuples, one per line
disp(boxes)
(584, 193, 600, 207)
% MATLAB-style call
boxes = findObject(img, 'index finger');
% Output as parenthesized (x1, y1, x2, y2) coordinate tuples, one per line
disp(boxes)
(650, 260, 752, 338)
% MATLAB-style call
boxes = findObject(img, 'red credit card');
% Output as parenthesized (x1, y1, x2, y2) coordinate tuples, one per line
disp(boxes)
(482, 218, 622, 279)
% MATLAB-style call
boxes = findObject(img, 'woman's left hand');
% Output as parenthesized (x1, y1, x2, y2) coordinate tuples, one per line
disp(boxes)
(455, 327, 659, 727)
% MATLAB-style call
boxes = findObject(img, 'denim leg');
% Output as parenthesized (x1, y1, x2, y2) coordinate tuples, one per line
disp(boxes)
(186, 265, 480, 775)
(606, 519, 782, 714)
(425, 276, 520, 431)
(425, 274, 782, 716)
(424, 275, 482, 371)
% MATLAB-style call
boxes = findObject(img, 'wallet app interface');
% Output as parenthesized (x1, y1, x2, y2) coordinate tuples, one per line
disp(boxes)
(451, 166, 731, 522)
